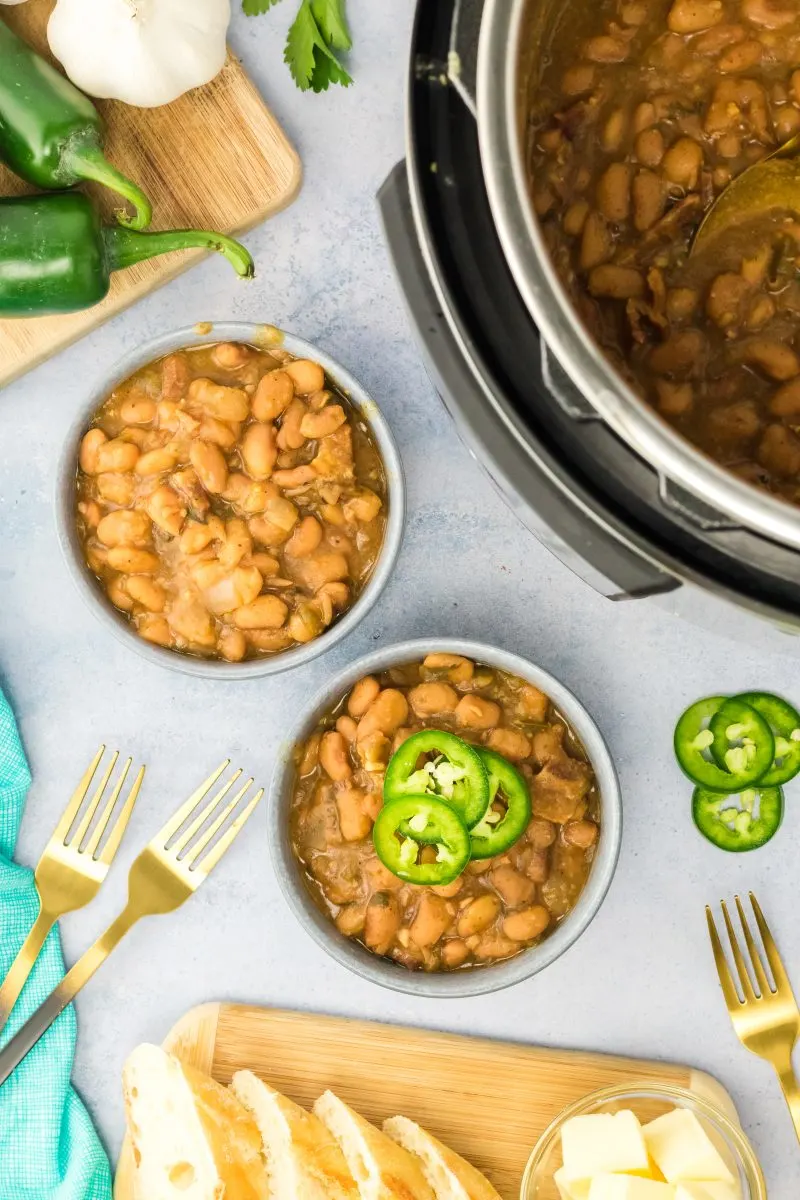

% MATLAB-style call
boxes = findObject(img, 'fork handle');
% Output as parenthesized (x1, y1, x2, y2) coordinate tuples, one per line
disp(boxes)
(0, 908, 56, 1035)
(776, 1061, 800, 1144)
(0, 905, 139, 1086)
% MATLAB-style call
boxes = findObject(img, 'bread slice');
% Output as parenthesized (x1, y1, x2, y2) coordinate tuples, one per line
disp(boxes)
(313, 1091, 436, 1200)
(231, 1070, 359, 1200)
(383, 1116, 501, 1200)
(122, 1043, 270, 1200)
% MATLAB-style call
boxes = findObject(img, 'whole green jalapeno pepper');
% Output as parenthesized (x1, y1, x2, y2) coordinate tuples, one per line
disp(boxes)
(0, 17, 152, 230)
(0, 193, 254, 318)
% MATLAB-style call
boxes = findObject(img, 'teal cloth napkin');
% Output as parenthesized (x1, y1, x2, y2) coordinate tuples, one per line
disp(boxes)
(0, 687, 112, 1200)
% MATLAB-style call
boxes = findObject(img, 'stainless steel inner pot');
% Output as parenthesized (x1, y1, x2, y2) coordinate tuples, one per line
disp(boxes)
(477, 0, 800, 552)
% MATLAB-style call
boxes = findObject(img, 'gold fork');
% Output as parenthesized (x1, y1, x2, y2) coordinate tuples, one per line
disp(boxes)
(0, 759, 262, 1085)
(707, 892, 800, 1140)
(0, 746, 144, 1033)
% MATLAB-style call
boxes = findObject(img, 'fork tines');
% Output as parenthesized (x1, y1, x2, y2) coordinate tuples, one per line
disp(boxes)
(706, 892, 787, 1005)
(161, 759, 263, 877)
(61, 745, 145, 863)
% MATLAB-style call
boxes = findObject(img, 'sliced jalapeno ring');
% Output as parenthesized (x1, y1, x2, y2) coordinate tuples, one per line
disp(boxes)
(692, 785, 784, 852)
(709, 697, 774, 787)
(674, 696, 740, 791)
(733, 691, 800, 787)
(469, 748, 532, 860)
(383, 729, 489, 828)
(372, 795, 471, 885)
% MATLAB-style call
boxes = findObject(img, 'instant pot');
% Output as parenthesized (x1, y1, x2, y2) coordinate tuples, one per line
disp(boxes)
(378, 0, 800, 628)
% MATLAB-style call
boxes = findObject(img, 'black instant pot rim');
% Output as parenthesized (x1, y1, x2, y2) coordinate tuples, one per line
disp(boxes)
(405, 0, 800, 625)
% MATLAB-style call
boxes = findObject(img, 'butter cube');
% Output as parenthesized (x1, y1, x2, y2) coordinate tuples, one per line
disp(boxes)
(588, 1176, 676, 1200)
(643, 1111, 734, 1184)
(554, 1167, 590, 1200)
(562, 1112, 650, 1183)
(675, 1185, 739, 1200)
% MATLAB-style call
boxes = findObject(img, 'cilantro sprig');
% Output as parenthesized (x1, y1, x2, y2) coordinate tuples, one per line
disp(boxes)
(243, 0, 353, 93)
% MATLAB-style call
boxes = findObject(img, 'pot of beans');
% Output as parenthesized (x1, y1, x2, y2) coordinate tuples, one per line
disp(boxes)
(55, 323, 405, 677)
(477, 0, 800, 550)
(268, 639, 622, 997)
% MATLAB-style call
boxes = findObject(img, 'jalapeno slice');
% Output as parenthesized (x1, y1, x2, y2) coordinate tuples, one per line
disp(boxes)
(674, 696, 741, 791)
(372, 795, 471, 885)
(383, 730, 489, 828)
(733, 691, 800, 787)
(469, 748, 532, 860)
(709, 697, 774, 788)
(692, 785, 784, 852)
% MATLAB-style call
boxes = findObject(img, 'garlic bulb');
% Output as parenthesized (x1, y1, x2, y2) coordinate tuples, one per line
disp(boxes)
(47, 0, 231, 108)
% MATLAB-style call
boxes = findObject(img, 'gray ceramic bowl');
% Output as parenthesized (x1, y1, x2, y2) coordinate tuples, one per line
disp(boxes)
(269, 637, 622, 997)
(55, 323, 405, 679)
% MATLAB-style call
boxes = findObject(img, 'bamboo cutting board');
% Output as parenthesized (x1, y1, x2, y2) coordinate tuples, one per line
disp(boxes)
(114, 1003, 739, 1200)
(0, 3, 301, 389)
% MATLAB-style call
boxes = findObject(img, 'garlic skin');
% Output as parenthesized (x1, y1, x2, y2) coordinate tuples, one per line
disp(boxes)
(47, 0, 231, 108)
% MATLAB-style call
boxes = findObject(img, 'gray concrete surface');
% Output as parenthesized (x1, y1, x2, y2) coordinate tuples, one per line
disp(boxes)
(1, 2, 799, 1193)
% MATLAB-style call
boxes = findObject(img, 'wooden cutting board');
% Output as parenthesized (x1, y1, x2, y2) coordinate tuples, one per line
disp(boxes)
(0, 3, 301, 390)
(114, 1003, 739, 1200)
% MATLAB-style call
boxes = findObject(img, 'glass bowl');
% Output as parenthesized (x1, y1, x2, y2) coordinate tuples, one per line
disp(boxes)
(521, 1083, 766, 1200)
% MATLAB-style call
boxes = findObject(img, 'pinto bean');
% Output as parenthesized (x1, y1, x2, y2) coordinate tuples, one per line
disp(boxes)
(364, 892, 401, 953)
(602, 108, 628, 152)
(528, 818, 557, 849)
(135, 447, 178, 476)
(336, 787, 372, 841)
(457, 894, 501, 938)
(489, 865, 536, 907)
(241, 423, 277, 480)
(138, 614, 172, 647)
(440, 940, 470, 967)
(126, 576, 166, 612)
(423, 653, 474, 684)
(356, 689, 409, 739)
(284, 515, 323, 558)
(252, 370, 294, 421)
(336, 715, 359, 743)
(655, 380, 694, 415)
(649, 330, 707, 377)
(233, 596, 288, 630)
(213, 342, 250, 369)
(503, 906, 551, 942)
(632, 171, 666, 231)
(455, 694, 502, 729)
(742, 0, 796, 27)
(187, 378, 249, 422)
(588, 265, 645, 299)
(719, 39, 762, 70)
(662, 137, 704, 189)
(120, 394, 157, 425)
(583, 34, 629, 61)
(561, 63, 596, 96)
(740, 339, 800, 380)
(770, 378, 800, 415)
(666, 288, 699, 322)
(708, 400, 762, 440)
(563, 819, 599, 848)
(348, 676, 381, 719)
(97, 509, 151, 547)
(563, 200, 590, 237)
(106, 546, 160, 573)
(276, 398, 307, 451)
(95, 438, 140, 473)
(580, 211, 613, 270)
(285, 359, 325, 395)
(319, 731, 353, 781)
(706, 273, 751, 329)
(299, 405, 347, 439)
(596, 163, 631, 222)
(635, 128, 665, 168)
(408, 682, 459, 716)
(218, 628, 247, 662)
(410, 894, 453, 948)
(758, 424, 800, 477)
(486, 727, 532, 760)
(667, 0, 723, 32)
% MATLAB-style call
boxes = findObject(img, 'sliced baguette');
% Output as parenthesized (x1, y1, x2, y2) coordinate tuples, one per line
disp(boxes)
(122, 1043, 270, 1200)
(314, 1091, 436, 1200)
(231, 1070, 359, 1200)
(382, 1117, 501, 1200)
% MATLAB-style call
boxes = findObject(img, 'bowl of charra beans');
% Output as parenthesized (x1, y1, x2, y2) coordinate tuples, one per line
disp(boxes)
(56, 324, 405, 677)
(269, 639, 622, 996)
